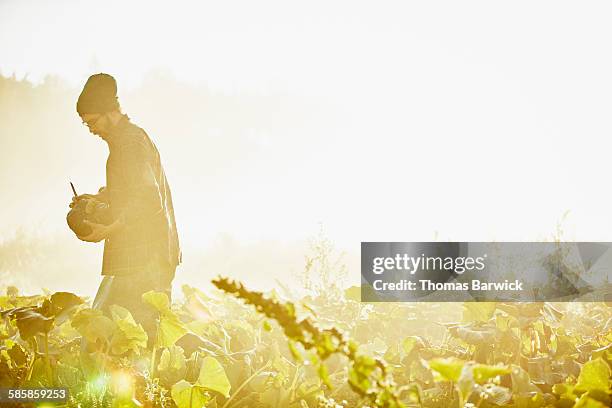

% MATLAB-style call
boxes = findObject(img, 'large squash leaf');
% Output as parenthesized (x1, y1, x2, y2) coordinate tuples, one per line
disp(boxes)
(575, 358, 611, 394)
(142, 291, 188, 347)
(463, 302, 497, 323)
(109, 305, 148, 355)
(171, 380, 210, 408)
(196, 356, 231, 398)
(429, 358, 465, 382)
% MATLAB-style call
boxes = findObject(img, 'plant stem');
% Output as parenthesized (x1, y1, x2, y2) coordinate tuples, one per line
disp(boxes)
(103, 341, 110, 373)
(44, 332, 53, 385)
(189, 385, 194, 408)
(150, 316, 160, 377)
(25, 345, 36, 382)
(150, 344, 158, 379)
(221, 361, 271, 408)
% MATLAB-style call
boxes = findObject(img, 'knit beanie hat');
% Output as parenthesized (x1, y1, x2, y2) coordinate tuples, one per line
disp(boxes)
(76, 73, 120, 115)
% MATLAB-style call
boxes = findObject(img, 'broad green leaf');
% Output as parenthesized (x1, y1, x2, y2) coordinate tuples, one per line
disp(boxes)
(271, 351, 289, 378)
(71, 307, 102, 328)
(14, 309, 54, 339)
(249, 371, 272, 393)
(110, 305, 138, 325)
(575, 359, 611, 393)
(109, 305, 148, 355)
(296, 376, 322, 400)
(158, 345, 186, 374)
(158, 312, 188, 348)
(517, 303, 545, 318)
(402, 383, 423, 405)
(186, 320, 211, 337)
(477, 384, 512, 406)
(457, 364, 475, 401)
(495, 313, 515, 332)
(574, 393, 607, 408)
(361, 337, 387, 356)
(360, 284, 380, 301)
(142, 291, 188, 347)
(158, 346, 187, 394)
(79, 350, 106, 378)
(53, 319, 80, 341)
(473, 364, 511, 384)
(196, 356, 231, 398)
(463, 302, 497, 323)
(86, 316, 116, 344)
(592, 344, 612, 363)
(259, 384, 291, 407)
(71, 308, 115, 345)
(402, 336, 418, 356)
(0, 295, 11, 309)
(511, 365, 539, 394)
(451, 324, 496, 345)
(142, 291, 171, 313)
(344, 286, 361, 301)
(510, 365, 542, 406)
(429, 358, 466, 382)
(552, 383, 574, 399)
(409, 359, 435, 384)
(27, 357, 52, 387)
(49, 292, 83, 310)
(39, 292, 83, 317)
(7, 342, 28, 367)
(171, 380, 210, 408)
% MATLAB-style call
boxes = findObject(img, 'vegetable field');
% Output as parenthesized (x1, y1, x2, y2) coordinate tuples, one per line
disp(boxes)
(0, 274, 610, 408)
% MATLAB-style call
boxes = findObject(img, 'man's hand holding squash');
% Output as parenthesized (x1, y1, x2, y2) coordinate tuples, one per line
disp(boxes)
(77, 217, 124, 243)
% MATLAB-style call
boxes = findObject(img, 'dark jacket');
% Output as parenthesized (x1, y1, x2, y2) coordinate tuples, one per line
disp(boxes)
(101, 115, 181, 276)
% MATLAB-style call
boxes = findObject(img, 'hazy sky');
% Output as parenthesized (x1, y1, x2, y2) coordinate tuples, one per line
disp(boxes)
(2, 1, 612, 294)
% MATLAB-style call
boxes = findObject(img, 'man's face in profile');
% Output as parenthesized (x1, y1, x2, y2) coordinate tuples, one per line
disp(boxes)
(80, 113, 108, 139)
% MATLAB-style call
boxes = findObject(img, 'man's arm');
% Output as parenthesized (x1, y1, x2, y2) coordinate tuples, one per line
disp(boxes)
(69, 186, 108, 208)
(114, 140, 164, 227)
(77, 141, 162, 242)
(79, 217, 123, 242)
(95, 186, 109, 202)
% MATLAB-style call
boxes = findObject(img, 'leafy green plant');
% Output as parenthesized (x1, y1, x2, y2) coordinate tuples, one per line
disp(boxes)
(0, 274, 609, 408)
(212, 276, 406, 408)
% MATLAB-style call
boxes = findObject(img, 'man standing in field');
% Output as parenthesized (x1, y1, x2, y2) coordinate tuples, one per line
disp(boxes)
(71, 73, 181, 344)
